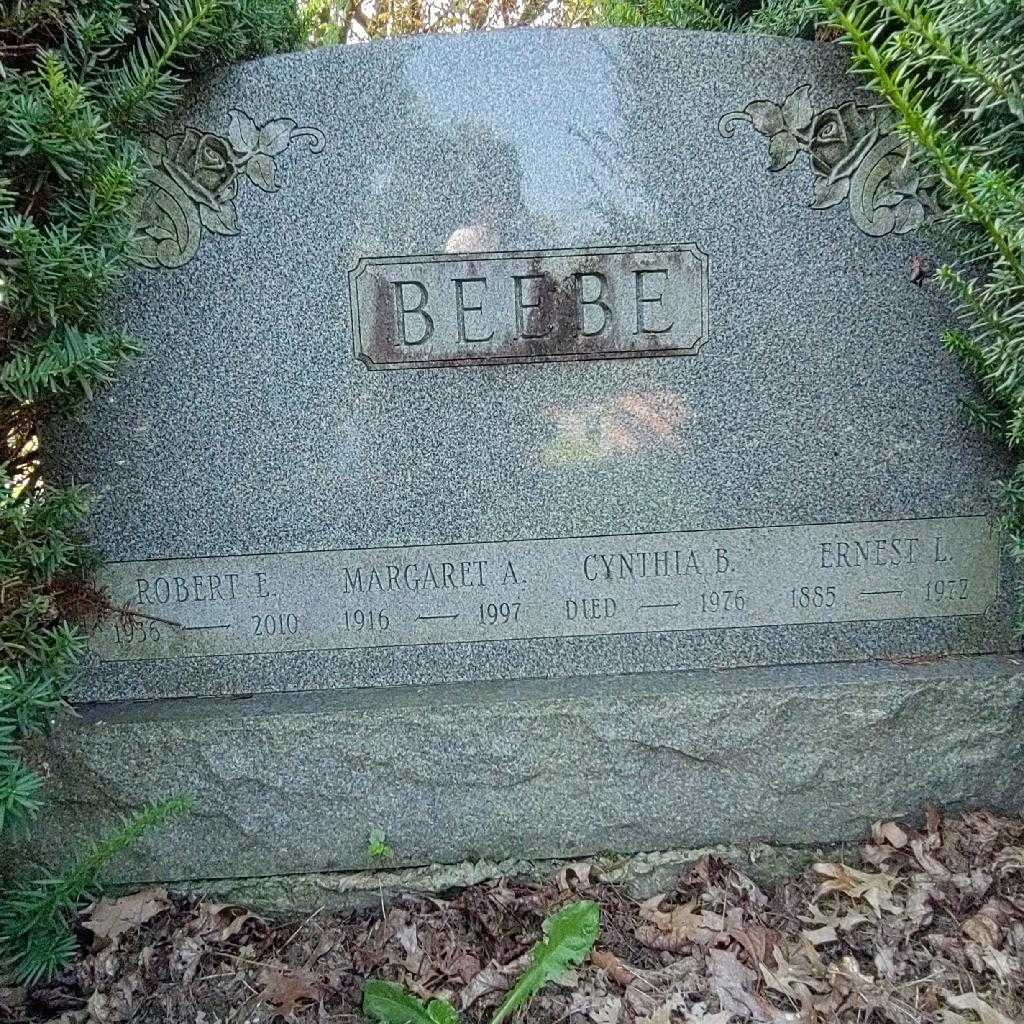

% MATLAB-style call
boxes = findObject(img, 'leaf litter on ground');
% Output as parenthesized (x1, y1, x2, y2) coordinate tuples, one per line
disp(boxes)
(1, 807, 1021, 1024)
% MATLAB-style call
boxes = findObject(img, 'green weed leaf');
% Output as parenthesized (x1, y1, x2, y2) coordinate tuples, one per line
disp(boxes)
(489, 901, 601, 1024)
(362, 981, 460, 1024)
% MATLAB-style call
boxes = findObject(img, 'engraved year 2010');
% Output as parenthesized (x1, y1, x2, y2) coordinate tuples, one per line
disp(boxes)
(252, 613, 299, 636)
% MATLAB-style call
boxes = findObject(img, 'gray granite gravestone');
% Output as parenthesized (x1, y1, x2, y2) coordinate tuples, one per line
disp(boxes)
(36, 27, 1024, 886)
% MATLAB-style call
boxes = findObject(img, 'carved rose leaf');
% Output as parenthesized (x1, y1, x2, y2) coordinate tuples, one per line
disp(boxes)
(893, 199, 925, 235)
(743, 100, 784, 137)
(134, 109, 323, 269)
(228, 110, 258, 154)
(768, 131, 799, 171)
(199, 200, 240, 236)
(145, 134, 168, 162)
(134, 234, 162, 269)
(782, 84, 813, 133)
(887, 155, 920, 195)
(257, 118, 298, 156)
(809, 175, 850, 210)
(141, 220, 175, 242)
(721, 85, 929, 239)
(246, 154, 278, 193)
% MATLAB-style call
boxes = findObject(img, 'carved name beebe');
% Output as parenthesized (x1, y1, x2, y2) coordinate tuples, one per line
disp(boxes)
(349, 244, 710, 369)
(91, 515, 997, 662)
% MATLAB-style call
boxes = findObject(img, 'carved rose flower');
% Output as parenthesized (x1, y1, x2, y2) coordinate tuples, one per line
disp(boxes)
(164, 129, 238, 207)
(808, 102, 871, 177)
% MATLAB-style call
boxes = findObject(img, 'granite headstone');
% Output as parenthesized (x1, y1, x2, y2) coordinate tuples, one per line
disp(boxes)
(37, 27, 1024, 885)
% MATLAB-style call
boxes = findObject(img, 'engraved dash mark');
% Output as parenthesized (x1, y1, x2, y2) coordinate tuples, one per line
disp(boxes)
(860, 590, 905, 598)
(417, 613, 459, 621)
(639, 602, 681, 611)
(182, 624, 231, 631)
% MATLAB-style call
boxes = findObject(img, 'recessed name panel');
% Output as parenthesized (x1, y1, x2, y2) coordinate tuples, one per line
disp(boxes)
(91, 515, 998, 662)
(349, 243, 710, 369)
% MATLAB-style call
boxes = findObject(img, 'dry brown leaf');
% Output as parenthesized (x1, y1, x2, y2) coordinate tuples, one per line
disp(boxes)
(637, 897, 723, 951)
(83, 888, 170, 947)
(192, 902, 259, 942)
(963, 899, 1012, 948)
(873, 820, 910, 849)
(813, 862, 901, 915)
(459, 963, 511, 1008)
(728, 923, 778, 963)
(993, 846, 1024, 872)
(257, 965, 321, 1015)
(708, 948, 779, 1023)
(684, 1011, 731, 1024)
(571, 989, 622, 1024)
(912, 837, 953, 879)
(557, 862, 594, 890)
(980, 946, 1020, 985)
(945, 991, 1016, 1024)
(591, 949, 638, 987)
(635, 991, 686, 1024)
(168, 934, 205, 986)
(802, 925, 838, 947)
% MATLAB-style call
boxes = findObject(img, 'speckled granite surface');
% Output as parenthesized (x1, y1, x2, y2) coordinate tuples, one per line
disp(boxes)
(53, 28, 1017, 702)
(35, 30, 1024, 884)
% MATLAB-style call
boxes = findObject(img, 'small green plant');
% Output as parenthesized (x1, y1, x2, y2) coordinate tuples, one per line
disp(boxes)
(362, 900, 601, 1024)
(368, 826, 395, 861)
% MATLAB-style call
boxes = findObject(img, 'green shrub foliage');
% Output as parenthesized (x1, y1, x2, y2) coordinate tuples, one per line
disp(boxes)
(0, 0, 302, 983)
(823, 0, 1024, 615)
(598, 0, 824, 37)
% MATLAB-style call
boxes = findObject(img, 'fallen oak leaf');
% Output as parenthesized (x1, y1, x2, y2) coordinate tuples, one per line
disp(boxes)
(708, 948, 786, 1023)
(83, 887, 170, 948)
(944, 992, 1016, 1024)
(459, 964, 511, 1009)
(801, 925, 838, 947)
(911, 837, 952, 880)
(591, 949, 638, 988)
(873, 820, 910, 849)
(813, 863, 901, 915)
(635, 991, 686, 1024)
(637, 897, 722, 950)
(571, 989, 622, 1024)
(192, 902, 260, 942)
(257, 965, 322, 1015)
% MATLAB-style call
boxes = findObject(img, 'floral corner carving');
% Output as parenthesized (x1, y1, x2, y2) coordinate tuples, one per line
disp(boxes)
(133, 110, 325, 270)
(718, 84, 935, 238)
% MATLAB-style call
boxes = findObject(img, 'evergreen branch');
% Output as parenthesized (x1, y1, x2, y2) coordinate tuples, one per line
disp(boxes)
(0, 0, 303, 983)
(105, 0, 220, 128)
(824, 0, 1024, 288)
(0, 798, 194, 983)
(0, 325, 139, 405)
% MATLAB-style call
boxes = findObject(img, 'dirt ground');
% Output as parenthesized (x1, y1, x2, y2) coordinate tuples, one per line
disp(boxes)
(2, 807, 1022, 1024)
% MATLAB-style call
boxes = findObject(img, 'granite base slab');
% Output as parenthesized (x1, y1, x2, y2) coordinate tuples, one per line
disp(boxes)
(26, 655, 1024, 886)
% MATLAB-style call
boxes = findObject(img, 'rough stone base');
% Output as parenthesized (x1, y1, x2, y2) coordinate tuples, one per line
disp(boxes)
(23, 655, 1024, 888)
(178, 843, 847, 913)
